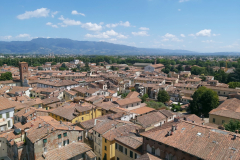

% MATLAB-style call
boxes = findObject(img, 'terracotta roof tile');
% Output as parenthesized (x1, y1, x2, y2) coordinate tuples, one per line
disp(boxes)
(141, 120, 240, 160)
(130, 107, 155, 115)
(44, 142, 93, 160)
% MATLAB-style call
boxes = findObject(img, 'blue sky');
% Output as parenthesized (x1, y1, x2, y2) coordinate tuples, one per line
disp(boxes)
(0, 0, 239, 53)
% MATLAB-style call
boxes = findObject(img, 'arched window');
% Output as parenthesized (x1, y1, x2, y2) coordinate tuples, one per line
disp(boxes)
(156, 148, 160, 157)
(147, 144, 151, 153)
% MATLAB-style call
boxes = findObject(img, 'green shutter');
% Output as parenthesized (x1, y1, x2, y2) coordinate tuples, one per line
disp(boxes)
(6, 112, 9, 118)
(58, 134, 62, 139)
(43, 139, 47, 143)
(63, 132, 67, 137)
(0, 114, 2, 118)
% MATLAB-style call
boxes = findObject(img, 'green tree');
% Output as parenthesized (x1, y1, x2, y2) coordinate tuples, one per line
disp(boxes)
(38, 67, 44, 70)
(200, 76, 206, 81)
(77, 64, 81, 70)
(51, 62, 57, 65)
(0, 72, 12, 81)
(177, 64, 184, 72)
(145, 101, 165, 110)
(61, 63, 67, 68)
(125, 67, 129, 71)
(59, 67, 66, 71)
(228, 68, 240, 82)
(131, 88, 136, 92)
(121, 92, 129, 98)
(214, 70, 228, 83)
(228, 82, 240, 88)
(71, 68, 77, 72)
(189, 86, 219, 117)
(157, 90, 170, 103)
(141, 94, 149, 102)
(224, 119, 240, 132)
(171, 104, 181, 112)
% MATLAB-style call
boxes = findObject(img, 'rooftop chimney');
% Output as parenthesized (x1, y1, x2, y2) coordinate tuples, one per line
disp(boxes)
(233, 135, 237, 140)
(172, 126, 176, 132)
(38, 123, 42, 128)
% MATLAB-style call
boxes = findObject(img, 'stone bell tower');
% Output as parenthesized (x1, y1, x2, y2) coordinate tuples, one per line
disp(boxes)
(19, 62, 29, 86)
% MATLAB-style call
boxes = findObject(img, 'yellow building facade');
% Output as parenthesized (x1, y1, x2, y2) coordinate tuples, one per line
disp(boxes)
(49, 108, 102, 123)
(209, 114, 233, 125)
(102, 138, 116, 160)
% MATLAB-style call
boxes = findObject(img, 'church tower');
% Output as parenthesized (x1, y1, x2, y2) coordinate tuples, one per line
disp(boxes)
(19, 62, 29, 85)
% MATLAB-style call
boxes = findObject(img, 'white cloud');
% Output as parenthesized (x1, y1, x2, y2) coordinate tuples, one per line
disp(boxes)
(105, 30, 118, 36)
(58, 15, 81, 26)
(106, 21, 130, 28)
(117, 34, 128, 39)
(17, 8, 50, 20)
(162, 38, 169, 42)
(109, 38, 117, 41)
(188, 34, 195, 37)
(202, 40, 215, 43)
(178, 9, 181, 11)
(139, 27, 149, 30)
(1, 35, 12, 40)
(81, 22, 102, 31)
(51, 11, 58, 18)
(162, 33, 183, 42)
(85, 30, 128, 39)
(213, 33, 220, 36)
(132, 31, 149, 36)
(179, 0, 189, 2)
(71, 10, 85, 16)
(171, 37, 183, 42)
(189, 29, 219, 37)
(180, 34, 185, 37)
(196, 29, 211, 37)
(119, 21, 130, 27)
(196, 29, 212, 37)
(86, 33, 110, 39)
(163, 33, 176, 38)
(220, 42, 239, 48)
(16, 34, 31, 38)
(46, 22, 58, 28)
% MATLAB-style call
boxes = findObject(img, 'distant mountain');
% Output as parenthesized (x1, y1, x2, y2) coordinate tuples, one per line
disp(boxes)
(0, 38, 236, 55)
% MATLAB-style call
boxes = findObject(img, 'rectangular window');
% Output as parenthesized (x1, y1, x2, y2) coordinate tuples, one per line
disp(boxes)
(125, 148, 127, 155)
(0, 114, 2, 118)
(105, 138, 107, 143)
(63, 132, 67, 137)
(135, 153, 137, 159)
(152, 148, 155, 154)
(8, 120, 11, 127)
(82, 117, 84, 120)
(44, 147, 47, 153)
(58, 142, 62, 148)
(78, 136, 82, 141)
(105, 146, 107, 151)
(58, 134, 62, 139)
(6, 112, 9, 118)
(222, 120, 225, 124)
(213, 118, 215, 123)
(130, 151, 133, 158)
(43, 139, 47, 143)
(115, 143, 118, 149)
(117, 158, 120, 160)
(119, 145, 123, 152)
